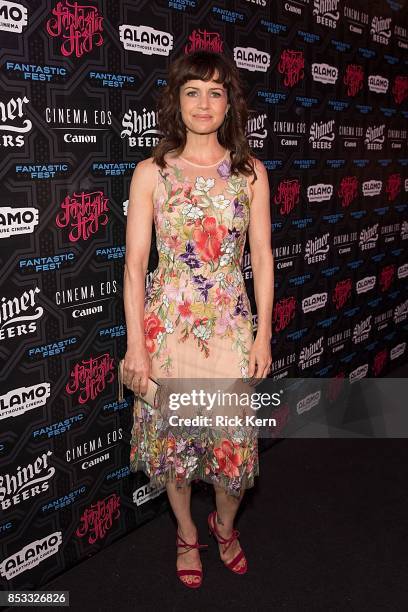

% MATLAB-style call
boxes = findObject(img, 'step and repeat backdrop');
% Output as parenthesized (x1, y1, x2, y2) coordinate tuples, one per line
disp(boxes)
(0, 0, 407, 591)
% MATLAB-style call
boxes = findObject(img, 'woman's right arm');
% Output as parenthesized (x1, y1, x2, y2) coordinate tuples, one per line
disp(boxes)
(122, 158, 156, 396)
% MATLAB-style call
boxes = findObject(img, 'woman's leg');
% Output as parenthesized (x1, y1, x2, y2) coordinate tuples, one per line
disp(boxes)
(166, 480, 202, 574)
(213, 484, 246, 565)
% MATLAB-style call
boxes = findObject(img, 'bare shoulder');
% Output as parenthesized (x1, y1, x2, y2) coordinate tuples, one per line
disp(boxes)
(134, 156, 157, 175)
(249, 155, 268, 178)
(247, 156, 269, 199)
(131, 156, 157, 192)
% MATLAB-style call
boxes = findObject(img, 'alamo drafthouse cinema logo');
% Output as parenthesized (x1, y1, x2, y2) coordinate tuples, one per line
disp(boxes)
(0, 0, 28, 33)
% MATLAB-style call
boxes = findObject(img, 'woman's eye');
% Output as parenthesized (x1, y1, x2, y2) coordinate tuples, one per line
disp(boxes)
(186, 91, 221, 97)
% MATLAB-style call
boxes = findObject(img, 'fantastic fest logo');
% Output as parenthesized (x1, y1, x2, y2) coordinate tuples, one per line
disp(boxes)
(338, 176, 358, 208)
(273, 297, 296, 333)
(65, 353, 115, 404)
(379, 265, 395, 293)
(185, 29, 224, 54)
(372, 348, 388, 376)
(332, 279, 352, 310)
(75, 494, 120, 544)
(273, 179, 300, 216)
(46, 0, 104, 58)
(343, 65, 364, 97)
(278, 49, 304, 87)
(55, 190, 109, 241)
(392, 76, 408, 104)
(386, 174, 401, 202)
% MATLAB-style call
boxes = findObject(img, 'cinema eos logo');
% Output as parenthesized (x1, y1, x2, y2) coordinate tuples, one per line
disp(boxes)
(0, 96, 32, 148)
(119, 24, 173, 55)
(370, 16, 392, 45)
(120, 107, 161, 147)
(55, 190, 109, 242)
(277, 49, 304, 87)
(65, 353, 115, 404)
(75, 494, 120, 544)
(185, 29, 224, 54)
(46, 1, 104, 58)
(312, 0, 340, 29)
(0, 0, 28, 33)
(234, 46, 270, 72)
(309, 120, 335, 149)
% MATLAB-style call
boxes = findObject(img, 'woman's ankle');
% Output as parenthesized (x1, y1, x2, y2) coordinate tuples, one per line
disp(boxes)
(177, 522, 197, 540)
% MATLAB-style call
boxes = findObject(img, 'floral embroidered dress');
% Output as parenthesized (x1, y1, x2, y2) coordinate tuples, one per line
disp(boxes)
(129, 150, 259, 498)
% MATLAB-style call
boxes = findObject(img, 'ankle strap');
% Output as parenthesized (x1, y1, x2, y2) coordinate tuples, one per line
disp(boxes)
(210, 512, 240, 553)
(176, 532, 209, 554)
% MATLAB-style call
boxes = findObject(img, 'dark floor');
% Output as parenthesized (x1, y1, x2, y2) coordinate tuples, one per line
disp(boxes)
(5, 365, 408, 612)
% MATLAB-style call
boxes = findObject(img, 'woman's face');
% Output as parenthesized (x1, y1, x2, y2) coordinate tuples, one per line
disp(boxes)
(179, 71, 230, 135)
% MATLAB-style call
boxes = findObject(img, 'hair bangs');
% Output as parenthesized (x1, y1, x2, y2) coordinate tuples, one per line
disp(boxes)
(179, 54, 229, 88)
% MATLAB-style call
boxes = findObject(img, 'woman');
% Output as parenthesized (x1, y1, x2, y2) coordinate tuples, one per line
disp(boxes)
(122, 50, 274, 588)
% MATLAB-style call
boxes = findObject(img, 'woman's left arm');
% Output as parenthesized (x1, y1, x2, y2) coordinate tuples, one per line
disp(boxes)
(247, 158, 274, 380)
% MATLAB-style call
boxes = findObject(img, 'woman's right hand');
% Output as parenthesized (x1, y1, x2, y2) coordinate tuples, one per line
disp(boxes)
(122, 345, 151, 396)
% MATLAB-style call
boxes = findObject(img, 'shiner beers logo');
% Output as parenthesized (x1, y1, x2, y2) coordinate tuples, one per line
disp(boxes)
(312, 0, 340, 29)
(370, 15, 392, 45)
(0, 96, 32, 148)
(309, 120, 335, 149)
(46, 1, 104, 58)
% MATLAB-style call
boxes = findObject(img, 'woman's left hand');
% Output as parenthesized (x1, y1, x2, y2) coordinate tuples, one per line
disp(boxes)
(247, 335, 272, 384)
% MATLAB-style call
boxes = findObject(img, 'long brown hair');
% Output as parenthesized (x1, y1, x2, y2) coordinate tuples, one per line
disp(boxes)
(152, 51, 258, 183)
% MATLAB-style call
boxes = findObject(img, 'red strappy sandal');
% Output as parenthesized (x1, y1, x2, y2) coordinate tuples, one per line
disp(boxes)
(207, 510, 247, 574)
(176, 531, 208, 588)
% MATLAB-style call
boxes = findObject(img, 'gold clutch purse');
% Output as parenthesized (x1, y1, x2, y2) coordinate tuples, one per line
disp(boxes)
(117, 359, 162, 409)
